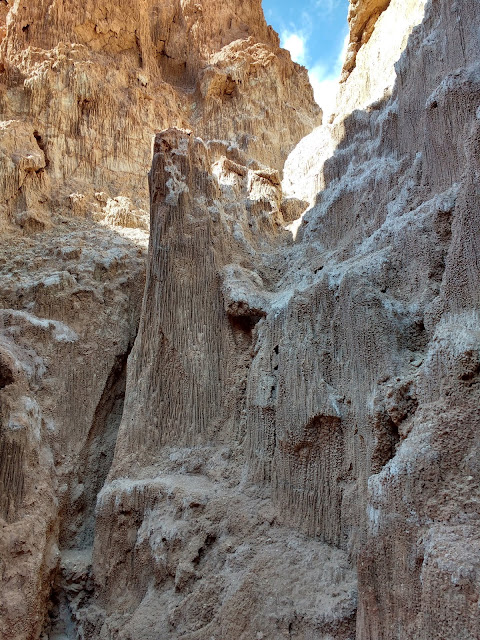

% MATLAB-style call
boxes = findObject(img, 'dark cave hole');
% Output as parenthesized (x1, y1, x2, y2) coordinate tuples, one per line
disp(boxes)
(229, 313, 263, 333)
(0, 361, 14, 389)
(59, 346, 132, 550)
(371, 412, 401, 474)
(193, 533, 217, 566)
(33, 130, 50, 168)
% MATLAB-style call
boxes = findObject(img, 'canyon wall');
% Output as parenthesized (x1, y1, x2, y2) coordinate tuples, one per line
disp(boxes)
(1, 0, 480, 639)
(0, 1, 319, 638)
(0, 0, 319, 231)
(285, 1, 480, 637)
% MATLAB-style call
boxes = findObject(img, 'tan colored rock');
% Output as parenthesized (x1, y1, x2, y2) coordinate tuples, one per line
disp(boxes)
(92, 128, 357, 639)
(280, 197, 309, 224)
(0, 220, 147, 640)
(0, 120, 49, 231)
(0, 1, 9, 44)
(341, 0, 391, 79)
(103, 196, 149, 230)
(0, 0, 319, 230)
(337, 0, 427, 116)
(1, 0, 480, 639)
(0, 2, 319, 636)
(98, 1, 480, 638)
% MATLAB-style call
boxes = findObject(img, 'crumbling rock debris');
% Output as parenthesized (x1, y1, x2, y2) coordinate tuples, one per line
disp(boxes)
(1, 0, 480, 639)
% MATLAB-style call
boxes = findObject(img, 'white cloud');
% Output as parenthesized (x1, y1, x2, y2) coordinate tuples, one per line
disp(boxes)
(309, 65, 339, 117)
(309, 34, 348, 117)
(281, 31, 308, 66)
(280, 23, 349, 118)
(314, 0, 343, 15)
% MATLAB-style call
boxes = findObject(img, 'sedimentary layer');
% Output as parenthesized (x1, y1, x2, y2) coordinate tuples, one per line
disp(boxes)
(0, 0, 319, 231)
(100, 0, 480, 638)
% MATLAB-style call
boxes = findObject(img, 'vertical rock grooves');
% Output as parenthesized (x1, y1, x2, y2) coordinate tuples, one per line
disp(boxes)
(0, 383, 25, 521)
(60, 345, 132, 550)
(96, 0, 480, 638)
(1, 0, 480, 639)
(115, 129, 278, 457)
(0, 354, 24, 520)
(0, 436, 25, 519)
(91, 129, 357, 638)
(42, 345, 132, 639)
(0, 222, 146, 640)
(0, 0, 319, 231)
(0, 1, 320, 637)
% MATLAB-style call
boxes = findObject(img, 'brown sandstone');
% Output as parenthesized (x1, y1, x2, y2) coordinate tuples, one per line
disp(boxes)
(0, 1, 318, 637)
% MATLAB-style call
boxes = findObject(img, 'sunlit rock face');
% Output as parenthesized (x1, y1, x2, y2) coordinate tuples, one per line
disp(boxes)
(93, 128, 358, 638)
(337, 0, 428, 116)
(0, 0, 319, 231)
(281, 0, 480, 638)
(1, 0, 480, 639)
(106, 0, 480, 638)
(0, 1, 319, 639)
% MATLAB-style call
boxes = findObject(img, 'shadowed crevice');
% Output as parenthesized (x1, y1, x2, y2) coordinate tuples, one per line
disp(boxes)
(59, 344, 133, 550)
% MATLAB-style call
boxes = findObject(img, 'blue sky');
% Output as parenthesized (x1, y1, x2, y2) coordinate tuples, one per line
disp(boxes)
(261, 0, 350, 115)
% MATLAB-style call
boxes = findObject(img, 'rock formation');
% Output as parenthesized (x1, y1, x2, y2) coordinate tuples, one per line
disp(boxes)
(0, 1, 319, 638)
(1, 0, 480, 638)
(337, 0, 428, 117)
(0, 0, 319, 231)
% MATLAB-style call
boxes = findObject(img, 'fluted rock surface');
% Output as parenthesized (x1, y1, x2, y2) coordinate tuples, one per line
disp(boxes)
(1, 0, 480, 639)
(276, 0, 480, 637)
(0, 1, 319, 639)
(0, 0, 319, 231)
(0, 219, 146, 639)
(89, 127, 357, 639)
(98, 0, 480, 638)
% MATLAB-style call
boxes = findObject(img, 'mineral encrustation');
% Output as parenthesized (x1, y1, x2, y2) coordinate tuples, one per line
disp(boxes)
(0, 0, 479, 639)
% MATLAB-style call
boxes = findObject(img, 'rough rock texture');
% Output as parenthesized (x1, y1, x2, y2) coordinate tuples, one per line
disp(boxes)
(87, 127, 358, 639)
(281, 0, 480, 637)
(0, 220, 147, 640)
(337, 0, 428, 116)
(2, 0, 480, 639)
(341, 0, 391, 79)
(0, 0, 319, 231)
(0, 1, 319, 638)
(97, 0, 480, 638)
